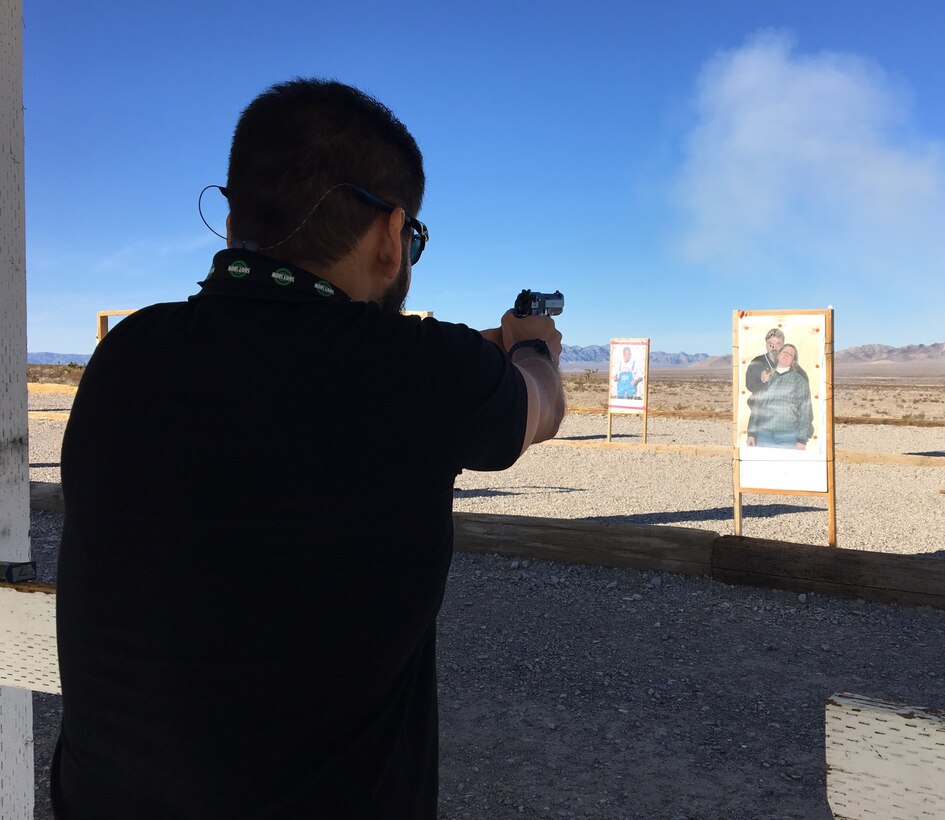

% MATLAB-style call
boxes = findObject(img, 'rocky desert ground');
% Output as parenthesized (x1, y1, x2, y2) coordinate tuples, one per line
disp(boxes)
(561, 364, 945, 424)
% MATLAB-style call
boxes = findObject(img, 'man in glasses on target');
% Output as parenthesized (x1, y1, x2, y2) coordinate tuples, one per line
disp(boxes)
(52, 79, 565, 820)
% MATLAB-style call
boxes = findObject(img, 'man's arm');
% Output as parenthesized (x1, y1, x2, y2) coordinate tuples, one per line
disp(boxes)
(478, 327, 503, 348)
(496, 310, 565, 454)
(745, 355, 771, 393)
(511, 348, 565, 453)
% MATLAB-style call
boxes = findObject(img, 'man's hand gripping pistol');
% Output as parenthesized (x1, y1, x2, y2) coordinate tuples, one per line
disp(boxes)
(513, 289, 565, 318)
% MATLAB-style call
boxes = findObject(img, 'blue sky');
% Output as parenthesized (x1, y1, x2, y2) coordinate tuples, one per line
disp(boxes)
(23, 0, 945, 354)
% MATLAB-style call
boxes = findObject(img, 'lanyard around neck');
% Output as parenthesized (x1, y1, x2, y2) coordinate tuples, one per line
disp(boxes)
(195, 249, 350, 303)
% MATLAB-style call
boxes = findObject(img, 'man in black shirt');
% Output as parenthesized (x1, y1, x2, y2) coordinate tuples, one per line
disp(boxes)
(745, 327, 785, 402)
(52, 79, 564, 819)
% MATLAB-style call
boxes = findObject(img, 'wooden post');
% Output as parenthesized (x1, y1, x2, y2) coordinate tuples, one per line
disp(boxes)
(641, 341, 650, 445)
(0, 3, 35, 814)
(732, 310, 742, 535)
(454, 512, 716, 576)
(712, 534, 945, 607)
(733, 467, 743, 535)
(825, 309, 837, 546)
(96, 309, 137, 344)
(606, 412, 612, 443)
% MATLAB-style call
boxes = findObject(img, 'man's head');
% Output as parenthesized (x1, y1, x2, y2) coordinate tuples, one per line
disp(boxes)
(765, 328, 785, 355)
(225, 79, 425, 278)
(622, 347, 632, 361)
(375, 255, 411, 315)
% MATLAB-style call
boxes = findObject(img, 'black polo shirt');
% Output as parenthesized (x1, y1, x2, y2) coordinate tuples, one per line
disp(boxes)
(52, 250, 527, 819)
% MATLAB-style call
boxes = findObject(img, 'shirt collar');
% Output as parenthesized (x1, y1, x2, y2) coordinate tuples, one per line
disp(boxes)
(192, 249, 351, 303)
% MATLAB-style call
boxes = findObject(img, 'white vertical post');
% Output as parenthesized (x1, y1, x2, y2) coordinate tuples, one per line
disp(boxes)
(0, 0, 35, 817)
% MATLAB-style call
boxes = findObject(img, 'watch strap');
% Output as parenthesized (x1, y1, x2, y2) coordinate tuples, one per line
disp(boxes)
(508, 339, 551, 359)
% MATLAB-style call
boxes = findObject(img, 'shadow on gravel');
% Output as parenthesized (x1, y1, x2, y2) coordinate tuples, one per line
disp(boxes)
(556, 433, 650, 442)
(556, 432, 705, 442)
(30, 462, 61, 468)
(906, 450, 945, 457)
(583, 503, 826, 526)
(454, 486, 585, 499)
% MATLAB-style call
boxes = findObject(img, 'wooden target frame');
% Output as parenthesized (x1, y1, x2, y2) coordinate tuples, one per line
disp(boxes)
(96, 309, 137, 344)
(606, 337, 650, 444)
(732, 309, 837, 545)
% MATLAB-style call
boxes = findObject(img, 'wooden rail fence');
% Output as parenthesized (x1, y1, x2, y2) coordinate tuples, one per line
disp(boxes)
(29, 483, 945, 609)
(452, 512, 945, 610)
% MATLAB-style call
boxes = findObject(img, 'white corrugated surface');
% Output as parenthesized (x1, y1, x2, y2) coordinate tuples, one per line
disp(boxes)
(0, 0, 35, 816)
(0, 588, 60, 694)
(827, 692, 945, 819)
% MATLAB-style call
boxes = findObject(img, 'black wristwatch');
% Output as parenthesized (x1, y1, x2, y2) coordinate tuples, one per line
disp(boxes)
(508, 339, 551, 360)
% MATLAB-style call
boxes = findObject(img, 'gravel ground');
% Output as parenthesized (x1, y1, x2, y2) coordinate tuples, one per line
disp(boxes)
(25, 395, 945, 819)
(452, 415, 945, 555)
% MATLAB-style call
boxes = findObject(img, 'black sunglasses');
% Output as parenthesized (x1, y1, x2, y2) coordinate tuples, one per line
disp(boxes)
(349, 186, 428, 265)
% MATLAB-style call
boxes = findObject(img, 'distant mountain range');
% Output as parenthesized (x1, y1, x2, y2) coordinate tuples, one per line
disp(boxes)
(834, 342, 945, 364)
(27, 341, 945, 369)
(560, 345, 711, 367)
(684, 342, 945, 370)
(561, 341, 945, 369)
(27, 352, 92, 365)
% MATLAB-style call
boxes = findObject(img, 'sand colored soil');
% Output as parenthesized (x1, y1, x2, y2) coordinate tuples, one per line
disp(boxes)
(563, 369, 945, 425)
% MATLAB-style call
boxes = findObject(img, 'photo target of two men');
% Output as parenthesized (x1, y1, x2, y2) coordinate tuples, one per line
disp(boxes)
(736, 314, 827, 458)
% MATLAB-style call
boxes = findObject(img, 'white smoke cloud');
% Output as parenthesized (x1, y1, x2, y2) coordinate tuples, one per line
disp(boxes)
(674, 31, 945, 289)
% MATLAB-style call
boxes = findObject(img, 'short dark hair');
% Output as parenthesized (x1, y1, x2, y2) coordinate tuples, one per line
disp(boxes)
(226, 79, 425, 268)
